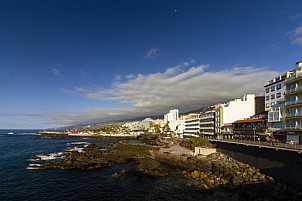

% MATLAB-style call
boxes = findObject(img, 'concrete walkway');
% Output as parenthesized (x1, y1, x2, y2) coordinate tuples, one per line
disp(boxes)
(208, 139, 302, 153)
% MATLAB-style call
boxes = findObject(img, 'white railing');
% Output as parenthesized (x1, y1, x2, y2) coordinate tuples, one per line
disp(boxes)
(285, 112, 302, 118)
(285, 125, 302, 129)
(268, 118, 282, 122)
(286, 86, 302, 94)
(285, 99, 302, 106)
(199, 121, 214, 124)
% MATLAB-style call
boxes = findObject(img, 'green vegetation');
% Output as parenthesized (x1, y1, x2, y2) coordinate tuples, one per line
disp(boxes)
(185, 138, 211, 147)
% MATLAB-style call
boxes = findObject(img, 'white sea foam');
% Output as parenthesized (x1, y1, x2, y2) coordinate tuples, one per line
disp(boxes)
(27, 164, 41, 169)
(29, 164, 41, 166)
(66, 142, 90, 145)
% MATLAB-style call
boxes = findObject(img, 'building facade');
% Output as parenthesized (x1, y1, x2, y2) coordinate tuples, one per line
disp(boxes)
(200, 105, 221, 137)
(284, 60, 302, 143)
(184, 114, 200, 137)
(215, 94, 256, 135)
(265, 73, 287, 111)
(164, 109, 179, 124)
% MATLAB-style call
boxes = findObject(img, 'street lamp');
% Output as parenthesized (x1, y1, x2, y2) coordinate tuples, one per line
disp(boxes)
(253, 127, 256, 144)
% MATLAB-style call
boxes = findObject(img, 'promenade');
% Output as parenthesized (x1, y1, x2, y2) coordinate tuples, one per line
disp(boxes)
(208, 138, 302, 153)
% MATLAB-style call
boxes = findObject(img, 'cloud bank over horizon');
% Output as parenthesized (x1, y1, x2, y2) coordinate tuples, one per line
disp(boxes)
(40, 61, 280, 127)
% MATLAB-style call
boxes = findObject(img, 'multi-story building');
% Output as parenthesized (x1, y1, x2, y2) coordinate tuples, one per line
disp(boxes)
(184, 114, 200, 137)
(164, 109, 179, 124)
(200, 105, 222, 137)
(267, 100, 285, 136)
(265, 73, 287, 111)
(232, 112, 268, 140)
(284, 60, 302, 143)
(215, 94, 256, 136)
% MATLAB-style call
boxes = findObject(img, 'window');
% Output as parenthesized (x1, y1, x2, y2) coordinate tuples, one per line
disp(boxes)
(277, 92, 281, 98)
(271, 102, 275, 106)
(271, 86, 275, 91)
(266, 96, 269, 100)
(266, 88, 269, 93)
(271, 94, 275, 99)
(266, 103, 269, 108)
(277, 84, 281, 90)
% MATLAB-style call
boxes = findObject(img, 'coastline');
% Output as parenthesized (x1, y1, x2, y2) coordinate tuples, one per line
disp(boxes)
(29, 133, 301, 200)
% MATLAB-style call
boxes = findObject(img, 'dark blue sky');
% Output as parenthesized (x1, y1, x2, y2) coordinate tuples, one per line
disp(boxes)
(1, 0, 302, 128)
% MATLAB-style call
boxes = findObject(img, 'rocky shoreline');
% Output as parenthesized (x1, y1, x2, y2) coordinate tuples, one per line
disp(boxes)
(30, 135, 301, 200)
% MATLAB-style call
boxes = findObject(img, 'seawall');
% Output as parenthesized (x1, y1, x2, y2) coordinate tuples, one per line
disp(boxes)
(210, 141, 302, 191)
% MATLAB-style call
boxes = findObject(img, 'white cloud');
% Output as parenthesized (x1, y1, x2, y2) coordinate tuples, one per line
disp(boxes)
(52, 68, 63, 78)
(40, 61, 279, 126)
(125, 74, 136, 79)
(289, 12, 302, 21)
(115, 74, 122, 81)
(144, 48, 159, 59)
(287, 26, 302, 46)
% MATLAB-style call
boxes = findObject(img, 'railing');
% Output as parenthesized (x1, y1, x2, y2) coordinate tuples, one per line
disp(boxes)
(278, 98, 286, 103)
(285, 112, 302, 118)
(285, 99, 302, 106)
(268, 118, 282, 122)
(199, 121, 214, 124)
(269, 107, 280, 112)
(286, 86, 302, 94)
(233, 127, 266, 131)
(285, 71, 302, 82)
(285, 125, 302, 129)
(200, 115, 214, 119)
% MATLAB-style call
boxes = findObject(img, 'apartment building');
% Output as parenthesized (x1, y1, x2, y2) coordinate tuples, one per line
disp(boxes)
(184, 114, 200, 137)
(200, 105, 222, 137)
(215, 94, 256, 136)
(264, 73, 287, 111)
(284, 60, 302, 143)
(164, 109, 179, 124)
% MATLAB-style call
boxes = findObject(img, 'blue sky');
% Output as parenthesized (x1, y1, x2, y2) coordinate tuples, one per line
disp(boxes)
(1, 0, 302, 129)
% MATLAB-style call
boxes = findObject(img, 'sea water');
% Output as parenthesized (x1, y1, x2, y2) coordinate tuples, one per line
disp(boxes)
(0, 129, 203, 201)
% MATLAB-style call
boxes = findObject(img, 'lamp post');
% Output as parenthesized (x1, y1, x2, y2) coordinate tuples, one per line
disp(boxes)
(253, 127, 256, 144)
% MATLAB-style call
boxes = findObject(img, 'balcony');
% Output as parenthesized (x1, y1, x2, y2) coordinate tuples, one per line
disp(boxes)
(200, 121, 214, 124)
(278, 98, 286, 103)
(233, 127, 266, 132)
(285, 112, 302, 118)
(286, 86, 302, 94)
(285, 125, 302, 130)
(285, 71, 302, 82)
(200, 115, 214, 119)
(285, 99, 302, 106)
(268, 117, 282, 122)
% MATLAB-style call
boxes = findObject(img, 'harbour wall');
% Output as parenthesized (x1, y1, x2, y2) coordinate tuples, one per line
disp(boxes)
(210, 141, 302, 190)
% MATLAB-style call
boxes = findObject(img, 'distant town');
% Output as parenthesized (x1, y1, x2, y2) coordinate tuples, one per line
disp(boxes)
(49, 60, 302, 145)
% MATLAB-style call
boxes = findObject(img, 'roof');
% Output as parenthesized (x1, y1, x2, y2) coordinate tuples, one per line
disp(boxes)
(233, 118, 266, 124)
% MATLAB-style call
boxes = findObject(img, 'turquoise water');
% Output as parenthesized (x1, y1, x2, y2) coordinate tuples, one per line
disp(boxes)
(0, 130, 203, 201)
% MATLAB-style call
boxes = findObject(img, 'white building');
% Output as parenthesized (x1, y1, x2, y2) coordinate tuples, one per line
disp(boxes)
(215, 94, 256, 134)
(164, 109, 179, 124)
(264, 73, 287, 111)
(169, 120, 185, 138)
(184, 114, 200, 137)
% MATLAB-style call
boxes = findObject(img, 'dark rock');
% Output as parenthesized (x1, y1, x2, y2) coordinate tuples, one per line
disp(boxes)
(112, 171, 121, 178)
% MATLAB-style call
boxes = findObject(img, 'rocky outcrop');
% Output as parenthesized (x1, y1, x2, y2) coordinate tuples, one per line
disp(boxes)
(135, 158, 171, 176)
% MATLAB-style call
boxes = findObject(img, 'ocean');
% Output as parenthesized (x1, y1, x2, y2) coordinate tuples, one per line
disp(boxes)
(0, 129, 204, 201)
